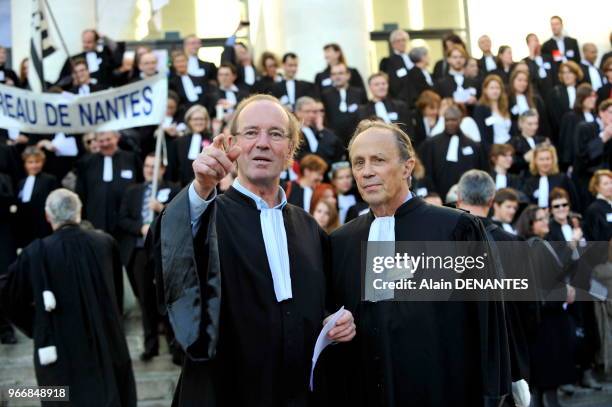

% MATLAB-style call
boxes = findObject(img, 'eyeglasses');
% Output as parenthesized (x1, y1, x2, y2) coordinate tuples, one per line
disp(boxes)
(237, 128, 288, 142)
(551, 202, 569, 209)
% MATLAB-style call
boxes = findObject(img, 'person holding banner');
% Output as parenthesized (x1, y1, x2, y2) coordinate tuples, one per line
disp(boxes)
(75, 131, 142, 235)
(68, 58, 105, 95)
(149, 94, 355, 406)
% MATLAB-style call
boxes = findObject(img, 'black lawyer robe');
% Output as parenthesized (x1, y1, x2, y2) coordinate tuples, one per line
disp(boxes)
(75, 150, 142, 234)
(14, 172, 58, 248)
(418, 130, 489, 200)
(167, 132, 213, 187)
(521, 173, 581, 212)
(558, 111, 594, 169)
(151, 186, 328, 406)
(522, 56, 555, 99)
(583, 198, 612, 241)
(326, 197, 511, 407)
(314, 66, 365, 92)
(406, 67, 434, 106)
(321, 86, 368, 145)
(272, 79, 318, 110)
(295, 127, 345, 167)
(508, 94, 550, 139)
(0, 224, 136, 407)
(378, 53, 415, 100)
(508, 135, 547, 176)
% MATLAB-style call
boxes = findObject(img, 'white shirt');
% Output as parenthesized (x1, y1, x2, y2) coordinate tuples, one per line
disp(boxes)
(446, 135, 460, 162)
(302, 127, 319, 153)
(286, 80, 296, 105)
(187, 55, 205, 77)
(374, 101, 391, 123)
(567, 86, 576, 109)
(495, 173, 507, 189)
(492, 113, 512, 144)
(19, 175, 36, 203)
(244, 65, 256, 86)
(188, 179, 292, 302)
(484, 55, 497, 72)
(103, 156, 113, 182)
(339, 88, 348, 112)
(584, 112, 595, 123)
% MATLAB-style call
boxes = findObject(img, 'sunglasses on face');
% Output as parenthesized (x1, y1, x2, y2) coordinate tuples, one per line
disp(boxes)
(551, 203, 569, 209)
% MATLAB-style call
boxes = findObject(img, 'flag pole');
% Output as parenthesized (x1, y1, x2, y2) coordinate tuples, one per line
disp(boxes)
(42, 0, 72, 64)
(151, 123, 165, 207)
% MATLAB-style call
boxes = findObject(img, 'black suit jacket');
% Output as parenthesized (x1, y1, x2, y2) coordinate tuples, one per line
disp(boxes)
(357, 98, 413, 136)
(0, 65, 19, 85)
(15, 172, 58, 247)
(542, 36, 581, 64)
(597, 83, 612, 108)
(117, 181, 179, 265)
(75, 150, 143, 234)
(271, 79, 318, 110)
(574, 121, 612, 182)
(56, 44, 124, 88)
(580, 63, 605, 90)
(547, 85, 574, 139)
(296, 127, 345, 166)
(321, 86, 368, 145)
(478, 55, 498, 74)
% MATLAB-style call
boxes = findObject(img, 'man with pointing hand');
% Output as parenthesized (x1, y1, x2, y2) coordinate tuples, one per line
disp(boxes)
(150, 94, 355, 406)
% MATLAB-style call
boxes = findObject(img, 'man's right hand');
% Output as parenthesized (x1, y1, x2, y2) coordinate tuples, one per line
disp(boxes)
(192, 134, 241, 199)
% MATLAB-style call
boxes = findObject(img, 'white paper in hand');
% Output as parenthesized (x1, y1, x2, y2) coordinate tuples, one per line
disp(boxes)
(309, 306, 345, 391)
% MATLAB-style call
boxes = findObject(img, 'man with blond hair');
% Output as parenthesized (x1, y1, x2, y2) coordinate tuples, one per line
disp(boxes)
(150, 94, 355, 406)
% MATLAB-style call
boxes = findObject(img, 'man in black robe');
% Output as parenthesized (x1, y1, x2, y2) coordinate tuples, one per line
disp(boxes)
(75, 131, 142, 235)
(456, 170, 532, 407)
(418, 105, 489, 200)
(272, 53, 317, 112)
(321, 63, 368, 145)
(0, 189, 136, 406)
(379, 29, 414, 100)
(541, 16, 581, 82)
(294, 96, 345, 166)
(150, 94, 355, 406)
(327, 119, 511, 407)
(183, 35, 218, 84)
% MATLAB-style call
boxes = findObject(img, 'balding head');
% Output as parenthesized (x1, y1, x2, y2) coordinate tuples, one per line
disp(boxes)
(582, 43, 598, 64)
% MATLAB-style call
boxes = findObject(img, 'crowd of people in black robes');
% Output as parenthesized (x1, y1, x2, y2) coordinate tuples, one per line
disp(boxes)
(0, 12, 611, 407)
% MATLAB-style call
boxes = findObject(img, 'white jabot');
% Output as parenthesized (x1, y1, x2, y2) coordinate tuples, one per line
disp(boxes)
(396, 51, 414, 70)
(181, 75, 199, 102)
(430, 116, 445, 136)
(492, 113, 512, 144)
(584, 112, 595, 123)
(188, 133, 203, 160)
(526, 137, 536, 150)
(588, 66, 603, 91)
(561, 223, 573, 242)
(515, 95, 530, 114)
(460, 117, 481, 143)
(339, 88, 348, 112)
(368, 216, 395, 242)
(338, 194, 356, 224)
(502, 223, 517, 235)
(485, 55, 497, 72)
(85, 51, 100, 73)
(302, 127, 319, 153)
(555, 37, 566, 55)
(303, 186, 313, 213)
(224, 88, 238, 108)
(534, 56, 547, 78)
(446, 135, 460, 162)
(102, 156, 113, 182)
(495, 173, 508, 189)
(374, 101, 391, 123)
(187, 56, 205, 77)
(244, 65, 256, 85)
(452, 73, 465, 88)
(286, 80, 296, 105)
(567, 86, 576, 109)
(422, 68, 433, 86)
(20, 175, 36, 203)
(537, 176, 549, 208)
(78, 84, 90, 95)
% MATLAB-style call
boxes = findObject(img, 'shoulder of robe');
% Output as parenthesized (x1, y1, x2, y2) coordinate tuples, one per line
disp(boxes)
(284, 202, 321, 228)
(330, 212, 371, 241)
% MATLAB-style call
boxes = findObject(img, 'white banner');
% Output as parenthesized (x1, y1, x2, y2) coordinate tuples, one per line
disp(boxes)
(0, 74, 167, 134)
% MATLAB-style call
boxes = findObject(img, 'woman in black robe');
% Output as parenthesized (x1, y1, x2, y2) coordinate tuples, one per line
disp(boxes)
(557, 83, 598, 171)
(521, 144, 580, 212)
(515, 205, 577, 407)
(583, 170, 612, 242)
(547, 61, 584, 142)
(507, 68, 550, 139)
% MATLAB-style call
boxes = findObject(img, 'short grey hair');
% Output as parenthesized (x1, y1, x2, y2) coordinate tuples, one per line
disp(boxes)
(457, 170, 496, 207)
(519, 108, 539, 122)
(348, 120, 413, 162)
(295, 96, 316, 112)
(389, 29, 409, 43)
(45, 189, 82, 226)
(408, 47, 428, 63)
